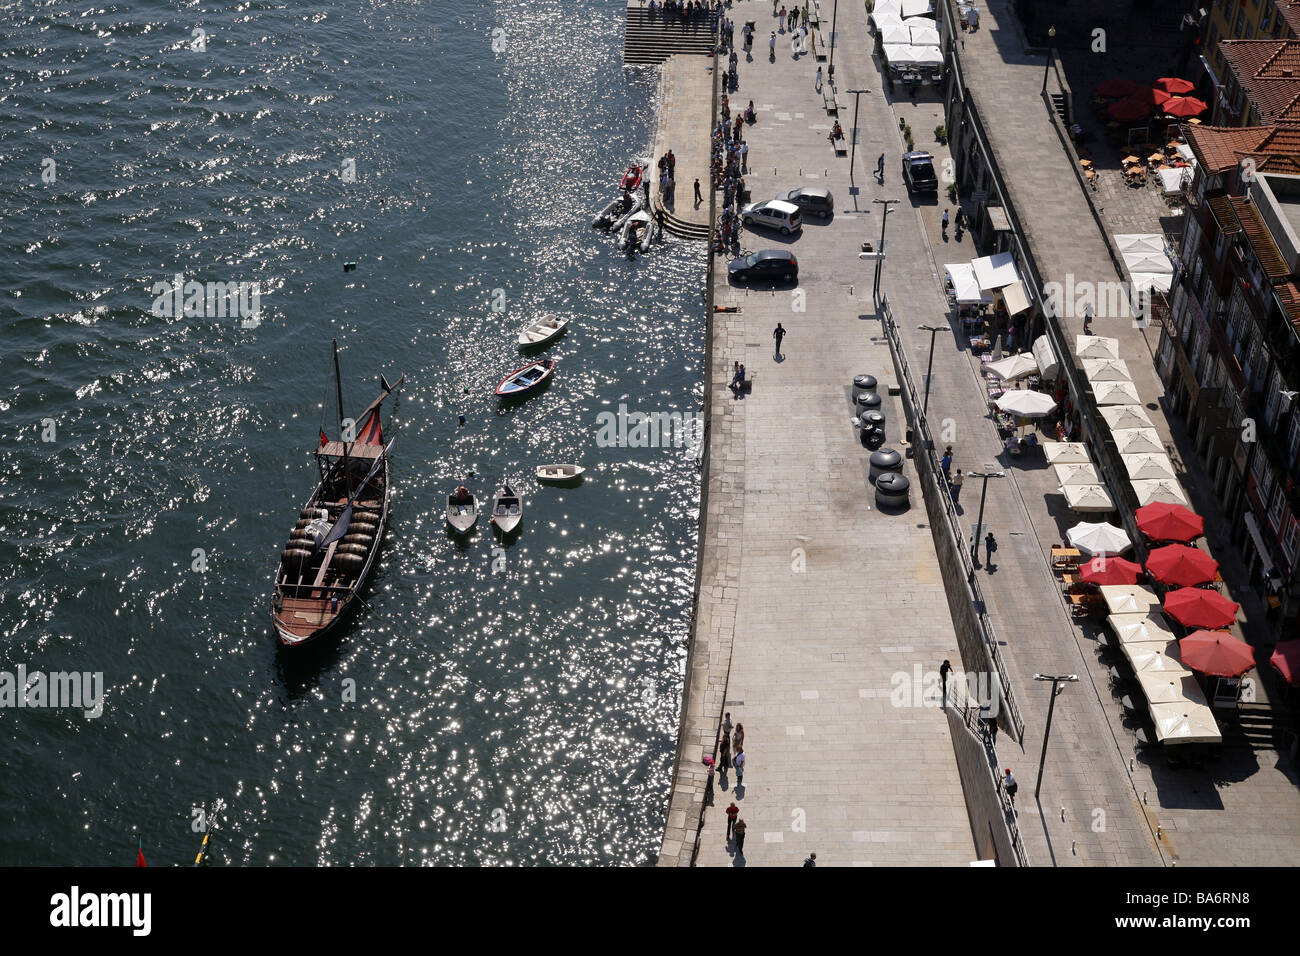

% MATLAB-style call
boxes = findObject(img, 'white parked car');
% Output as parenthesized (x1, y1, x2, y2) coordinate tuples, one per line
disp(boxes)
(741, 199, 802, 235)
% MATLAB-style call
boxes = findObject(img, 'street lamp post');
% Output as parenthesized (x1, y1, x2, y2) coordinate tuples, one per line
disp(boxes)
(828, 0, 839, 80)
(917, 324, 950, 422)
(1031, 673, 1079, 798)
(1041, 26, 1056, 93)
(871, 198, 899, 294)
(969, 469, 1004, 567)
(847, 88, 870, 190)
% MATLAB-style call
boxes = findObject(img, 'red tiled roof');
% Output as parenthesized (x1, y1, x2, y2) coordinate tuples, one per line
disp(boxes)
(1183, 123, 1300, 174)
(1279, 3, 1300, 38)
(1207, 193, 1243, 233)
(1274, 281, 1300, 328)
(1219, 40, 1300, 122)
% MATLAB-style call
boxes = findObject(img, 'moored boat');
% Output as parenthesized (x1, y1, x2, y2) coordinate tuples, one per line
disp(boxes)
(446, 485, 478, 535)
(490, 483, 523, 534)
(494, 359, 555, 398)
(620, 164, 644, 191)
(272, 342, 404, 648)
(518, 315, 569, 349)
(536, 463, 585, 483)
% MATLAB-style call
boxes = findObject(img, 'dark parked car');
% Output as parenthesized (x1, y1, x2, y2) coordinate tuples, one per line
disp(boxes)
(902, 151, 938, 194)
(728, 249, 798, 283)
(776, 186, 834, 218)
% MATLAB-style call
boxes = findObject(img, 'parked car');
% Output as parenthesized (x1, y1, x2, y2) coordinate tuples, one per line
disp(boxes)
(728, 249, 798, 283)
(776, 186, 834, 218)
(740, 199, 802, 235)
(902, 150, 939, 194)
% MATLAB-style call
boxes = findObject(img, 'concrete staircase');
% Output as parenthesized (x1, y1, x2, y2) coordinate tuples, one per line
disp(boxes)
(624, 4, 718, 65)
(657, 204, 711, 240)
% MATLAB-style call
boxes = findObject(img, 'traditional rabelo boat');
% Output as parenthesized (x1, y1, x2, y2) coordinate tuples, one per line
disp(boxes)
(272, 341, 404, 647)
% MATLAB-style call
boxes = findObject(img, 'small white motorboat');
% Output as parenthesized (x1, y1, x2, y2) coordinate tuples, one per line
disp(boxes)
(446, 486, 478, 535)
(536, 463, 585, 484)
(518, 315, 569, 349)
(490, 483, 523, 534)
(619, 210, 652, 251)
(609, 193, 645, 234)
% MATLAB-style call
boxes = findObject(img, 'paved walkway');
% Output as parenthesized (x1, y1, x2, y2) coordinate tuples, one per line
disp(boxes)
(662, 0, 975, 867)
(651, 54, 714, 229)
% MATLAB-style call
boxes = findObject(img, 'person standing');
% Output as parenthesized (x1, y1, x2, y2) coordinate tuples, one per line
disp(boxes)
(803, 852, 817, 867)
(718, 728, 732, 771)
(733, 747, 746, 786)
(939, 659, 952, 704)
(773, 322, 786, 356)
(815, 65, 823, 91)
(740, 140, 748, 174)
(985, 531, 997, 564)
(722, 711, 734, 738)
(733, 817, 748, 854)
(941, 208, 949, 236)
(733, 722, 744, 750)
(1003, 769, 1018, 806)
(950, 469, 964, 503)
(694, 177, 703, 206)
(940, 446, 953, 478)
(726, 801, 739, 839)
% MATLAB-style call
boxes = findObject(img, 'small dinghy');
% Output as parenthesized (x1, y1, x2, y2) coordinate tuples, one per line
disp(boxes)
(518, 315, 569, 349)
(609, 193, 645, 234)
(536, 463, 585, 483)
(494, 359, 555, 398)
(446, 485, 478, 535)
(490, 483, 523, 534)
(592, 194, 629, 230)
(619, 210, 653, 251)
(620, 164, 643, 191)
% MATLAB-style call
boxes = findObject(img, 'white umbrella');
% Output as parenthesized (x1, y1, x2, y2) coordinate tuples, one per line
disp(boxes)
(879, 23, 911, 43)
(1122, 453, 1176, 480)
(1083, 358, 1132, 382)
(995, 390, 1057, 417)
(1067, 520, 1131, 555)
(873, 0, 905, 18)
(1131, 478, 1189, 506)
(1151, 701, 1221, 744)
(900, 0, 933, 16)
(1062, 483, 1115, 512)
(907, 20, 941, 45)
(1094, 381, 1142, 405)
(1054, 462, 1101, 486)
(1099, 584, 1160, 615)
(1112, 427, 1163, 454)
(1108, 612, 1177, 646)
(1125, 640, 1193, 676)
(987, 352, 1039, 382)
(1044, 442, 1092, 465)
(872, 9, 905, 29)
(945, 263, 994, 304)
(1137, 670, 1209, 706)
(1075, 335, 1119, 360)
(1101, 404, 1152, 429)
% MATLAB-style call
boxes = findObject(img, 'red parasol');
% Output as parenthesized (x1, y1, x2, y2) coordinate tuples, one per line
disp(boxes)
(1164, 588, 1240, 629)
(1162, 96, 1208, 118)
(1108, 97, 1152, 123)
(1135, 502, 1204, 542)
(1179, 630, 1255, 678)
(1270, 639, 1300, 684)
(1097, 78, 1141, 98)
(1153, 77, 1195, 96)
(1079, 554, 1143, 585)
(1145, 543, 1219, 587)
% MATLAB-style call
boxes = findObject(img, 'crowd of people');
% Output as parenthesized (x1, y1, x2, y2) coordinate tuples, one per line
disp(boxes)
(646, 0, 716, 21)
(656, 150, 677, 205)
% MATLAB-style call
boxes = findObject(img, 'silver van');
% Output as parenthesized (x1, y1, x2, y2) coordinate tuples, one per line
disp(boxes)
(741, 199, 802, 235)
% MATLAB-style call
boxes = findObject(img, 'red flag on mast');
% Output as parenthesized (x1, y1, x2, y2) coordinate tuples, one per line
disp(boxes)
(319, 429, 329, 447)
(136, 838, 147, 867)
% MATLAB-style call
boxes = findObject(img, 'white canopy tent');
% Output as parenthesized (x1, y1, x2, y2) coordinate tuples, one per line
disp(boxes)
(1137, 671, 1209, 707)
(873, 0, 905, 16)
(1032, 334, 1059, 379)
(1108, 612, 1178, 646)
(1093, 381, 1142, 405)
(1066, 520, 1132, 555)
(1054, 462, 1102, 487)
(995, 390, 1057, 417)
(971, 252, 1019, 291)
(1122, 453, 1176, 480)
(1062, 483, 1115, 512)
(907, 20, 941, 45)
(1111, 427, 1164, 454)
(1101, 404, 1153, 429)
(1076, 334, 1120, 360)
(1045, 442, 1093, 465)
(1151, 702, 1222, 744)
(945, 262, 994, 303)
(1131, 478, 1190, 507)
(901, 0, 934, 16)
(1099, 584, 1160, 615)
(879, 23, 911, 44)
(1115, 233, 1174, 295)
(1125, 640, 1194, 677)
(872, 9, 906, 29)
(882, 43, 942, 67)
(1083, 358, 1132, 382)
(987, 352, 1038, 381)
(1157, 166, 1193, 195)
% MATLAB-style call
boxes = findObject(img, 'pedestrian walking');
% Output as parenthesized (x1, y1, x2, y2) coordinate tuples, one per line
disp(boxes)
(941, 208, 950, 236)
(815, 65, 823, 91)
(769, 31, 776, 58)
(985, 531, 998, 564)
(803, 852, 817, 867)
(1003, 769, 1018, 806)
(718, 729, 731, 770)
(773, 321, 786, 356)
(726, 801, 739, 838)
(694, 177, 703, 206)
(733, 722, 744, 750)
(939, 659, 952, 703)
(722, 711, 734, 738)
(983, 711, 998, 745)
(876, 153, 885, 181)
(733, 747, 746, 785)
(734, 817, 748, 853)
(950, 469, 964, 503)
(940, 446, 952, 477)
(740, 140, 748, 173)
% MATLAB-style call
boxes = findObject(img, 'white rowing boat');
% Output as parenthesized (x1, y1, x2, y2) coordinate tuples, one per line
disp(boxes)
(518, 316, 569, 349)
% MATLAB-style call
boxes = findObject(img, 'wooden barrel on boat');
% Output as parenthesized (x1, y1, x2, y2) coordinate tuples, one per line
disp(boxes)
(282, 546, 314, 565)
(349, 521, 378, 537)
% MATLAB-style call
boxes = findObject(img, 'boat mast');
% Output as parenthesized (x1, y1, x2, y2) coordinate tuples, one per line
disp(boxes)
(332, 339, 351, 496)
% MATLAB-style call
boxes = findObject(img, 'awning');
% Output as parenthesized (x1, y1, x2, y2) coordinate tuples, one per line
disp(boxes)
(1150, 701, 1222, 744)
(1093, 381, 1142, 405)
(1083, 358, 1132, 382)
(971, 252, 1019, 291)
(1108, 611, 1178, 646)
(1099, 584, 1161, 615)
(1076, 334, 1120, 360)
(1054, 462, 1102, 486)
(1242, 511, 1277, 576)
(1131, 478, 1190, 507)
(1111, 427, 1164, 454)
(1122, 453, 1176, 480)
(1032, 334, 1059, 378)
(1125, 639, 1193, 676)
(1045, 442, 1093, 465)
(1101, 404, 1152, 429)
(907, 20, 941, 45)
(945, 262, 994, 303)
(1000, 279, 1031, 316)
(1137, 670, 1209, 706)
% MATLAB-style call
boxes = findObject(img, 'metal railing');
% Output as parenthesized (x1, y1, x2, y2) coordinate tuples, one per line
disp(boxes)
(949, 685, 1030, 867)
(880, 295, 1025, 742)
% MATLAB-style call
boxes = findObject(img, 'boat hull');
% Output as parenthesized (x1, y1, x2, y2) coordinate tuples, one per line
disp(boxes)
(494, 360, 555, 397)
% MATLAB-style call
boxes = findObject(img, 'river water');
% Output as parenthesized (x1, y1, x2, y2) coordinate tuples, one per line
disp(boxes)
(0, 0, 702, 865)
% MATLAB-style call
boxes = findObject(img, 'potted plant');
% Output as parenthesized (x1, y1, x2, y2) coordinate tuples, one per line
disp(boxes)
(904, 125, 914, 150)
(935, 124, 947, 144)
(947, 183, 958, 202)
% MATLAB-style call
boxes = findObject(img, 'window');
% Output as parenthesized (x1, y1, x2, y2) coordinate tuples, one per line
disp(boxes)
(1184, 217, 1202, 261)
(1284, 515, 1300, 563)
(1268, 483, 1286, 532)
(1227, 291, 1247, 348)
(1259, 464, 1276, 506)
(1251, 338, 1268, 392)
(1288, 410, 1300, 464)
(1265, 368, 1283, 427)
(1252, 442, 1268, 482)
